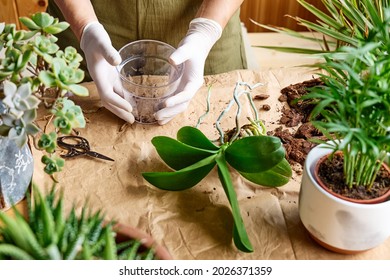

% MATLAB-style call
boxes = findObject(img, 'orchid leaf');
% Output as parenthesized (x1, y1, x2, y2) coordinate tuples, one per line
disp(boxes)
(215, 154, 253, 253)
(177, 126, 220, 151)
(225, 136, 285, 173)
(239, 158, 292, 187)
(151, 136, 216, 170)
(142, 154, 217, 191)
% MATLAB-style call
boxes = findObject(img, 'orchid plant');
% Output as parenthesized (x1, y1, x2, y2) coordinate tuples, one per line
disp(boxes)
(142, 82, 292, 252)
(0, 12, 88, 177)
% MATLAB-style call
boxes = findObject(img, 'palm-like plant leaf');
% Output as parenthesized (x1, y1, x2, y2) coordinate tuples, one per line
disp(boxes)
(252, 0, 390, 55)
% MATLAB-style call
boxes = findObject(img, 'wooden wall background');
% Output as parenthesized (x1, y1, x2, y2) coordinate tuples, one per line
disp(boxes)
(1, 0, 325, 32)
(240, 0, 326, 32)
(0, 0, 47, 29)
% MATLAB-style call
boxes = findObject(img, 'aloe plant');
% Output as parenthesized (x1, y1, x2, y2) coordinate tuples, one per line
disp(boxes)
(0, 12, 89, 177)
(0, 185, 157, 260)
(142, 83, 292, 252)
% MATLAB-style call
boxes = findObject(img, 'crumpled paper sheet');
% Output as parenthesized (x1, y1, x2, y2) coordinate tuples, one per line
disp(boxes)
(32, 69, 390, 260)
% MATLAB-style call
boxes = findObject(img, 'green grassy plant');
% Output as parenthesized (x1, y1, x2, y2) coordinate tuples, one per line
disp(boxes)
(0, 185, 157, 260)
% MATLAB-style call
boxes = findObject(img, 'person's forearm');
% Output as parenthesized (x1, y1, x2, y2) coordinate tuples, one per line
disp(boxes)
(196, 0, 244, 28)
(54, 0, 98, 40)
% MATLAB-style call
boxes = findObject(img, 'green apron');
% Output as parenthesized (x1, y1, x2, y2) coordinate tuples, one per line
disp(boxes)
(47, 0, 247, 81)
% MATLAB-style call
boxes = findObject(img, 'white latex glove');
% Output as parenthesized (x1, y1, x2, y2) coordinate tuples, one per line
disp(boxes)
(154, 18, 222, 125)
(80, 22, 134, 123)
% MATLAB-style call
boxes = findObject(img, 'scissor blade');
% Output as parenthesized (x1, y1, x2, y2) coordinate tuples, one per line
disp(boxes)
(86, 151, 115, 161)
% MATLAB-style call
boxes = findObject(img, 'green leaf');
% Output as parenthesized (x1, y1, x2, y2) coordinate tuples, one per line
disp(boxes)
(43, 22, 70, 34)
(0, 212, 31, 251)
(0, 210, 45, 259)
(38, 71, 56, 87)
(68, 84, 89, 97)
(19, 17, 40, 30)
(297, 0, 344, 30)
(151, 136, 216, 170)
(225, 136, 285, 173)
(256, 46, 328, 55)
(22, 109, 36, 124)
(0, 244, 34, 260)
(142, 154, 217, 191)
(177, 126, 220, 151)
(19, 50, 32, 69)
(102, 226, 117, 260)
(297, 18, 359, 46)
(31, 12, 54, 28)
(53, 190, 66, 242)
(35, 187, 56, 246)
(239, 158, 292, 187)
(22, 30, 39, 40)
(25, 123, 40, 135)
(215, 154, 253, 253)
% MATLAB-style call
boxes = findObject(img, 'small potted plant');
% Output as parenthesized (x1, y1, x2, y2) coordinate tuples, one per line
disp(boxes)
(0, 184, 171, 260)
(142, 82, 292, 253)
(298, 22, 390, 253)
(0, 12, 88, 209)
(250, 0, 390, 253)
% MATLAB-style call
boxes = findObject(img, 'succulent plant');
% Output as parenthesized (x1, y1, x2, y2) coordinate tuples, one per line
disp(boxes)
(0, 12, 89, 177)
(0, 81, 40, 147)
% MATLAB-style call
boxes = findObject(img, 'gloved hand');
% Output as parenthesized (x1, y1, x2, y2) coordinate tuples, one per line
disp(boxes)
(154, 18, 222, 125)
(80, 22, 134, 123)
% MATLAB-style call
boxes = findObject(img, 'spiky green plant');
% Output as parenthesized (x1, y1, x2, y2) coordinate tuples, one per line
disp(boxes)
(252, 0, 390, 55)
(253, 0, 390, 191)
(302, 43, 390, 189)
(0, 185, 157, 260)
(298, 8, 390, 189)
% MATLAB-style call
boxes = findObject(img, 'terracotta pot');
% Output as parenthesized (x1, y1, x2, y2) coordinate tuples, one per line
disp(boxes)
(113, 223, 172, 260)
(299, 143, 390, 254)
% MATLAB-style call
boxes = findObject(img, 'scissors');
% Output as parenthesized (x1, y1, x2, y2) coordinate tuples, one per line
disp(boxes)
(57, 136, 114, 162)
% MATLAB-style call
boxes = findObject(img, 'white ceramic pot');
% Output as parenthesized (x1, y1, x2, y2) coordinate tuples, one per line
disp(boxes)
(299, 143, 390, 254)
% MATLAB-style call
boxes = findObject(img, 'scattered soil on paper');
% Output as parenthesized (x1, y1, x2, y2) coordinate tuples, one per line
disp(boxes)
(268, 78, 326, 172)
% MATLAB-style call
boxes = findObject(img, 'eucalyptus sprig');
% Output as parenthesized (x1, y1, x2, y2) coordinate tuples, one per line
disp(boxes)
(0, 12, 89, 177)
(142, 82, 292, 252)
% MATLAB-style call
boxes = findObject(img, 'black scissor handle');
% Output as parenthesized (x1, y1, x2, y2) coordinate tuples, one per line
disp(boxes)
(57, 136, 90, 158)
(57, 136, 90, 150)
